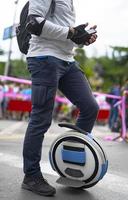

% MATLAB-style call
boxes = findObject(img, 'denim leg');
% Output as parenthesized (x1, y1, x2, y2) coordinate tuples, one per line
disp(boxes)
(108, 107, 114, 129)
(109, 107, 118, 129)
(23, 57, 58, 176)
(59, 62, 99, 133)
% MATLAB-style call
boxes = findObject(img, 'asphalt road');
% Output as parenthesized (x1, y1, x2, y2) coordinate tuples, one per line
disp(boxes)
(0, 120, 128, 200)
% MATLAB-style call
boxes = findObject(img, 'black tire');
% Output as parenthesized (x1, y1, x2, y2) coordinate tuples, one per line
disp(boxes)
(80, 181, 99, 189)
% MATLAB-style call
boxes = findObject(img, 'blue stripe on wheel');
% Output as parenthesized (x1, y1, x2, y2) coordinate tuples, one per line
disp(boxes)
(61, 149, 86, 165)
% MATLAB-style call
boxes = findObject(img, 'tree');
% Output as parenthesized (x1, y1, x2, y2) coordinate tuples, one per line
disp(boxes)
(11, 59, 30, 78)
(74, 48, 102, 90)
(74, 46, 128, 91)
(96, 46, 128, 90)
(74, 48, 95, 78)
(0, 62, 5, 75)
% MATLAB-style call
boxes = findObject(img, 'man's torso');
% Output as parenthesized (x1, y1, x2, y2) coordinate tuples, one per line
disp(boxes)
(27, 0, 76, 61)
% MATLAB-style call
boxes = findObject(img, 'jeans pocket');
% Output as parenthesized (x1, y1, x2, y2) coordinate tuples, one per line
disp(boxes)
(32, 84, 47, 106)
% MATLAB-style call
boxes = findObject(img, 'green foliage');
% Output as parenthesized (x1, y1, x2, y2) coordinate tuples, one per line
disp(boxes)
(74, 48, 95, 77)
(96, 47, 128, 90)
(74, 48, 87, 71)
(83, 58, 95, 77)
(0, 59, 30, 78)
(74, 46, 128, 91)
(111, 46, 128, 53)
(0, 62, 5, 75)
(10, 59, 30, 78)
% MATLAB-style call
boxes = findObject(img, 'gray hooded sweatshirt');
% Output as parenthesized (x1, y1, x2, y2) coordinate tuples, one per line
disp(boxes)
(27, 0, 76, 61)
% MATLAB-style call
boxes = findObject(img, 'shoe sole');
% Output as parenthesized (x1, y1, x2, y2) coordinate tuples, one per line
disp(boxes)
(22, 183, 56, 196)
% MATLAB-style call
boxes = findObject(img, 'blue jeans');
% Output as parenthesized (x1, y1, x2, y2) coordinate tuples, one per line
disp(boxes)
(23, 56, 99, 176)
(108, 106, 119, 129)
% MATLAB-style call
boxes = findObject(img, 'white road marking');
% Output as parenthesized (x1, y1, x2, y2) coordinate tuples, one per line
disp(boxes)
(0, 152, 57, 176)
(0, 122, 25, 135)
(0, 121, 66, 139)
(0, 152, 128, 194)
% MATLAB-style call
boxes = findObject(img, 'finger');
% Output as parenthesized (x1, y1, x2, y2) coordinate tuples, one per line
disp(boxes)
(90, 25, 97, 29)
(82, 22, 89, 28)
(89, 37, 95, 42)
(85, 42, 90, 46)
(92, 34, 98, 39)
(90, 34, 97, 40)
(89, 38, 96, 44)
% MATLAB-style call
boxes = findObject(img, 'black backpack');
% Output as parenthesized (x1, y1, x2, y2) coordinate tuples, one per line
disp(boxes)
(16, 1, 55, 55)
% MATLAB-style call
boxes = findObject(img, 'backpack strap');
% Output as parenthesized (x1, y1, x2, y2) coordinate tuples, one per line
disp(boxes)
(46, 0, 55, 18)
(20, 2, 29, 24)
(51, 0, 55, 17)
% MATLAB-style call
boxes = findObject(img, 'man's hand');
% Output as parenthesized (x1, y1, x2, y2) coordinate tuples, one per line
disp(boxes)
(67, 23, 98, 46)
(85, 25, 97, 46)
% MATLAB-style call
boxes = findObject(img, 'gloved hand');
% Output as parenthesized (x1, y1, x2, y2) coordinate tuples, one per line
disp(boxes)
(67, 23, 97, 45)
(26, 15, 46, 36)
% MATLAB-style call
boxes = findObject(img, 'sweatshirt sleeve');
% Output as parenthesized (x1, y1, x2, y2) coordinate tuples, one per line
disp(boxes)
(29, 0, 69, 41)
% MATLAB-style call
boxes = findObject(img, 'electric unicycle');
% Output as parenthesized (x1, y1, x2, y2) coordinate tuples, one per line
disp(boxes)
(49, 123, 108, 188)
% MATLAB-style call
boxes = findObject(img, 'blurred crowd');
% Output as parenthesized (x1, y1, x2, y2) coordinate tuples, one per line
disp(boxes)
(106, 81, 128, 133)
(0, 80, 128, 139)
(0, 81, 78, 122)
(0, 81, 31, 120)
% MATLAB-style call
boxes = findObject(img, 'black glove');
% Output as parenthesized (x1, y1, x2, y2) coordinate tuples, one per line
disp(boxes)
(68, 24, 91, 45)
(26, 15, 46, 36)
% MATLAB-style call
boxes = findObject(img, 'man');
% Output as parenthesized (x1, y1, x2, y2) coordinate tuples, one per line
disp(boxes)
(22, 0, 99, 196)
(107, 84, 121, 131)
